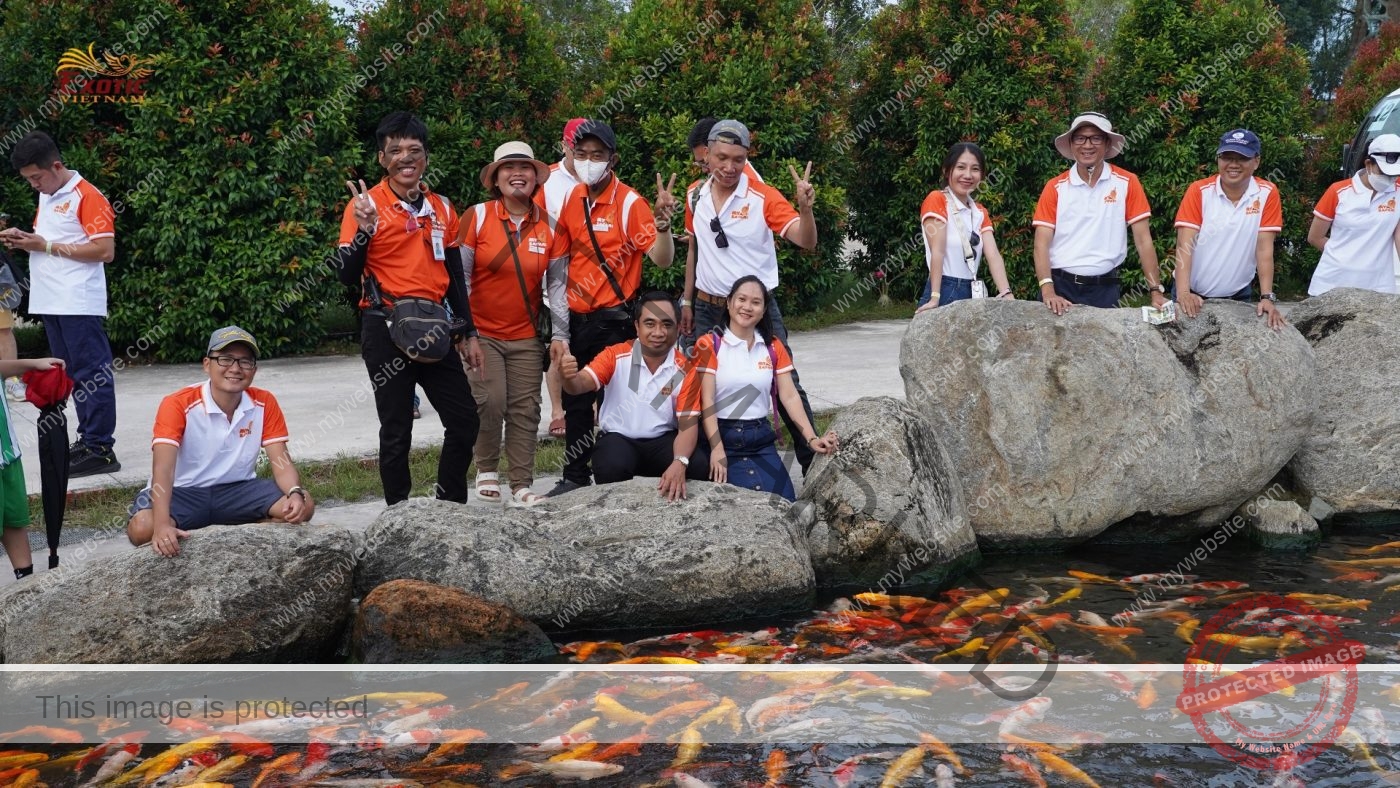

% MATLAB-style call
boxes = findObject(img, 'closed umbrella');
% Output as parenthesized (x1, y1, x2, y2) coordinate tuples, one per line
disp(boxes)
(22, 365, 73, 569)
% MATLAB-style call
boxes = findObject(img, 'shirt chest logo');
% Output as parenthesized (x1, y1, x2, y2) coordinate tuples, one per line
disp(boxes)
(591, 217, 612, 232)
(1380, 198, 1397, 214)
(238, 420, 253, 438)
(52, 200, 72, 216)
(528, 237, 548, 254)
(1245, 198, 1261, 215)
(1103, 188, 1118, 205)
(729, 204, 751, 220)
(757, 357, 772, 371)
(659, 384, 673, 397)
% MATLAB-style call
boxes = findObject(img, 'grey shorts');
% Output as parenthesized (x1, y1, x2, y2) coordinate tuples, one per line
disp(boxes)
(128, 478, 284, 530)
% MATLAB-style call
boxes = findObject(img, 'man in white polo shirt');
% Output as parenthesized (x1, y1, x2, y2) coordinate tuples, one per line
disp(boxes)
(1174, 129, 1285, 330)
(559, 292, 707, 501)
(1, 131, 120, 477)
(126, 326, 314, 558)
(1307, 133, 1400, 296)
(681, 119, 819, 473)
(1032, 112, 1169, 314)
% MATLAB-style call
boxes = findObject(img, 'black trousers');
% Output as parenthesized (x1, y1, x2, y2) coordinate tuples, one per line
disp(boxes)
(593, 430, 711, 484)
(562, 311, 637, 485)
(361, 313, 480, 505)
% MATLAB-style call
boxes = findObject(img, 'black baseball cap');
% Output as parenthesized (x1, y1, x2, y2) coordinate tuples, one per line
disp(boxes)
(575, 120, 616, 152)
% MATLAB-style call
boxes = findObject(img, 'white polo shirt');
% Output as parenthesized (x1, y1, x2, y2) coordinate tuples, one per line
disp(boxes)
(921, 189, 993, 280)
(151, 381, 290, 488)
(694, 328, 794, 422)
(1032, 164, 1151, 275)
(1174, 176, 1283, 298)
(30, 171, 115, 315)
(540, 160, 580, 225)
(1309, 172, 1400, 296)
(584, 341, 698, 440)
(685, 173, 800, 297)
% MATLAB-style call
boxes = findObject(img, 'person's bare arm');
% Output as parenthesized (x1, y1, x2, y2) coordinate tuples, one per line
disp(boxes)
(1307, 216, 1331, 252)
(265, 442, 314, 523)
(1175, 226, 1202, 318)
(1034, 226, 1069, 316)
(147, 444, 186, 557)
(1255, 231, 1284, 331)
(0, 229, 113, 263)
(915, 217, 947, 314)
(1131, 219, 1167, 308)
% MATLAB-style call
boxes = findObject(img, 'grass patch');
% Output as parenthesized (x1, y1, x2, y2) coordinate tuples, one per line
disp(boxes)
(41, 412, 839, 531)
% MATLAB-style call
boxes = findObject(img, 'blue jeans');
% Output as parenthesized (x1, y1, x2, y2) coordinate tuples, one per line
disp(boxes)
(1046, 268, 1121, 308)
(917, 275, 975, 308)
(42, 315, 116, 450)
(717, 418, 795, 501)
(689, 294, 816, 473)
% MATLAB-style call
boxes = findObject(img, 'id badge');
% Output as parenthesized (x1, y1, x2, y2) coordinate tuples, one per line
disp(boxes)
(970, 280, 988, 299)
(431, 229, 446, 261)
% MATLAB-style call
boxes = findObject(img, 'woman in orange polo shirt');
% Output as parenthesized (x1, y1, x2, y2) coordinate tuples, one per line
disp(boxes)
(690, 275, 837, 501)
(459, 142, 563, 507)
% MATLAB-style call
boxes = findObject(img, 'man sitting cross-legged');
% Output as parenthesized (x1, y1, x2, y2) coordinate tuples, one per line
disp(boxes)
(127, 326, 314, 557)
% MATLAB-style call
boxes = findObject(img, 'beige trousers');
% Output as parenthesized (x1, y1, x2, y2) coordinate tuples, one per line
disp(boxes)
(468, 336, 544, 491)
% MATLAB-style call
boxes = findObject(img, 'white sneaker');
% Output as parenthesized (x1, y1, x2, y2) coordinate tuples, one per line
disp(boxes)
(4, 377, 24, 402)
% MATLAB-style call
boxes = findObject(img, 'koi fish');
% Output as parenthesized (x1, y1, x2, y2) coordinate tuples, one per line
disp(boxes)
(594, 694, 652, 726)
(523, 758, 625, 780)
(935, 762, 955, 788)
(192, 753, 248, 784)
(854, 592, 940, 611)
(519, 698, 588, 729)
(1121, 573, 1197, 584)
(1205, 632, 1306, 654)
(919, 732, 967, 776)
(1047, 588, 1082, 607)
(466, 681, 529, 709)
(673, 775, 716, 788)
(942, 589, 1009, 623)
(879, 744, 927, 788)
(1137, 680, 1158, 710)
(933, 637, 987, 661)
(355, 692, 446, 707)
(0, 725, 83, 743)
(1002, 753, 1048, 787)
(1284, 592, 1371, 611)
(1067, 570, 1124, 586)
(84, 743, 140, 787)
(0, 753, 46, 770)
(151, 752, 221, 788)
(1176, 581, 1248, 593)
(381, 705, 455, 735)
(1337, 726, 1383, 772)
(550, 742, 599, 761)
(589, 733, 645, 761)
(1175, 618, 1201, 645)
(671, 726, 703, 768)
(1032, 750, 1101, 788)
(1347, 540, 1400, 555)
(999, 697, 1053, 739)
(832, 751, 897, 788)
(250, 752, 301, 788)
(1322, 557, 1400, 568)
(1021, 643, 1096, 663)
(682, 697, 739, 735)
(521, 732, 593, 754)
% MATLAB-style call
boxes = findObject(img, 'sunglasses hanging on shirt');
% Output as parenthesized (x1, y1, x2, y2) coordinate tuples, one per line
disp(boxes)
(710, 216, 729, 249)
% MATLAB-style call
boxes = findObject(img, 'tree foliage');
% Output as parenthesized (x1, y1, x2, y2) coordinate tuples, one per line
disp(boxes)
(1101, 0, 1313, 290)
(1315, 21, 1400, 177)
(587, 0, 848, 312)
(526, 0, 622, 105)
(1, 0, 360, 361)
(846, 0, 1089, 298)
(354, 0, 568, 207)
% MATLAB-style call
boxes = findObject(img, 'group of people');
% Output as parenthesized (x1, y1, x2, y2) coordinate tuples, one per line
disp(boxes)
(914, 112, 1400, 322)
(333, 111, 838, 520)
(3, 107, 1397, 570)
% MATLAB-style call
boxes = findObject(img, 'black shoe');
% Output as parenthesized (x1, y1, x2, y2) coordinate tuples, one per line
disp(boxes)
(545, 479, 587, 498)
(69, 445, 121, 478)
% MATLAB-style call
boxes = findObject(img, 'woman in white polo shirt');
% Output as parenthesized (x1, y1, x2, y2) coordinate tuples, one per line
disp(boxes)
(691, 276, 837, 500)
(915, 142, 1014, 312)
(1307, 133, 1400, 296)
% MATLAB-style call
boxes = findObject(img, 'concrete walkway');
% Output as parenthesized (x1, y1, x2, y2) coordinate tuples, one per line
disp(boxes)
(1, 319, 911, 588)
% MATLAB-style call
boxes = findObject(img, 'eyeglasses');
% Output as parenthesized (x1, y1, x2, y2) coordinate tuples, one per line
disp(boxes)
(1072, 134, 1107, 146)
(710, 217, 728, 248)
(209, 355, 256, 370)
(571, 149, 611, 163)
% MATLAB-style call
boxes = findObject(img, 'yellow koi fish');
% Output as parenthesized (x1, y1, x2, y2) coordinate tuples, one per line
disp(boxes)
(919, 732, 967, 776)
(942, 588, 1009, 623)
(594, 694, 652, 726)
(879, 744, 927, 788)
(933, 637, 987, 661)
(1032, 751, 1101, 788)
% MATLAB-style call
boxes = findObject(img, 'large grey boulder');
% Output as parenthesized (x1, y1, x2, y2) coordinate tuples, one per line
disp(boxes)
(356, 483, 815, 631)
(1, 525, 358, 663)
(1288, 288, 1400, 513)
(796, 396, 978, 590)
(902, 299, 1316, 548)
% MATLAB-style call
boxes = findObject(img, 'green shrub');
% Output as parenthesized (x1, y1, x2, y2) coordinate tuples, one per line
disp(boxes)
(589, 0, 849, 313)
(1313, 22, 1400, 182)
(0, 0, 360, 361)
(353, 0, 568, 207)
(1101, 0, 1313, 291)
(846, 0, 1089, 299)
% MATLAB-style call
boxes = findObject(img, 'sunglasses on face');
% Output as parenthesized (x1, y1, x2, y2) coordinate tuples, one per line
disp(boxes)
(1376, 152, 1400, 165)
(710, 217, 728, 249)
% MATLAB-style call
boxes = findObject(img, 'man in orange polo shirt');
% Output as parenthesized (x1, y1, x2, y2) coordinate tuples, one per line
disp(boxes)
(335, 111, 483, 506)
(544, 120, 678, 496)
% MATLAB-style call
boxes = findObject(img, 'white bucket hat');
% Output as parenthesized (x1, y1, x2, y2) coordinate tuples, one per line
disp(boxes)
(479, 140, 551, 191)
(1054, 112, 1126, 160)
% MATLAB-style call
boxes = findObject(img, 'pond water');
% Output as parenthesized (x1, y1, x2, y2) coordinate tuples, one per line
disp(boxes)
(8, 518, 1400, 786)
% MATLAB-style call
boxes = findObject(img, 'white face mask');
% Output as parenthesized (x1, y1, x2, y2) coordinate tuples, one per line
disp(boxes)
(575, 159, 610, 186)
(1369, 171, 1397, 192)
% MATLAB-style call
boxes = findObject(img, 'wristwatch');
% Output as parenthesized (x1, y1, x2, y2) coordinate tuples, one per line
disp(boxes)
(1259, 292, 1277, 302)
(674, 455, 690, 467)
(287, 486, 307, 499)
(1147, 283, 1166, 294)
(679, 298, 692, 307)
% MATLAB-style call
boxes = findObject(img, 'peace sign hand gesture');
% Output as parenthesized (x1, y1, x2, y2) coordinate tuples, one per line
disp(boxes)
(654, 172, 679, 227)
(788, 161, 815, 211)
(346, 179, 378, 235)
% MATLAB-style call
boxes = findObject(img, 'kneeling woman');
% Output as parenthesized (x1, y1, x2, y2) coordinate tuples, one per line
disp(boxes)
(690, 276, 837, 500)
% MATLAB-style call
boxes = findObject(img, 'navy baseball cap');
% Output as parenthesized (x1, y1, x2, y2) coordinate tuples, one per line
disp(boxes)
(1217, 129, 1261, 158)
(575, 120, 616, 152)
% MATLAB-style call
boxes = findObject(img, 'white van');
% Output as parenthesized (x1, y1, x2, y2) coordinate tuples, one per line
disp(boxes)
(1341, 87, 1400, 289)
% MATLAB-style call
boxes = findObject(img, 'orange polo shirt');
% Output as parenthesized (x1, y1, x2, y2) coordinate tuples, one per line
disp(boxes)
(459, 200, 567, 341)
(554, 178, 657, 313)
(337, 179, 460, 308)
